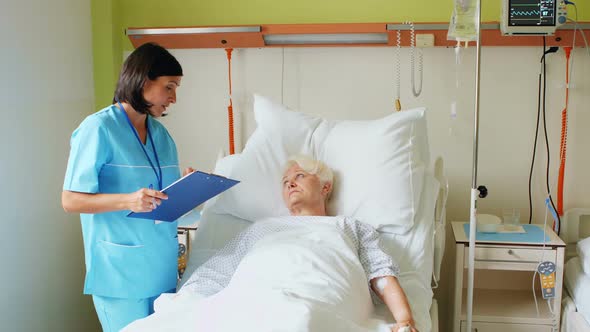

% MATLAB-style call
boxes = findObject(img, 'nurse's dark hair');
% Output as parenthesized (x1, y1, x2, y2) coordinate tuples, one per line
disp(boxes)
(113, 42, 182, 115)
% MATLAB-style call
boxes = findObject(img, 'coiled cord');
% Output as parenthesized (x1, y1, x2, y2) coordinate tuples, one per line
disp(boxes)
(395, 21, 423, 111)
(408, 22, 423, 97)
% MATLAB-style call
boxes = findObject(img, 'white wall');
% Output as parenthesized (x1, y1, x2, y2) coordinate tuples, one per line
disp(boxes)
(0, 0, 100, 331)
(161, 45, 590, 329)
(166, 46, 590, 223)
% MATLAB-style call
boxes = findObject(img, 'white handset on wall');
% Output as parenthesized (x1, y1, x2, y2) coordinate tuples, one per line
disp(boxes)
(394, 21, 423, 112)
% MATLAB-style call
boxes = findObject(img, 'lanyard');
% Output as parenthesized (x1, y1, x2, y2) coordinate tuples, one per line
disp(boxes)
(117, 101, 163, 190)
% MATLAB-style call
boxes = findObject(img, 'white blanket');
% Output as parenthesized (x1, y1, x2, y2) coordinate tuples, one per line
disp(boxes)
(564, 257, 590, 327)
(123, 220, 392, 332)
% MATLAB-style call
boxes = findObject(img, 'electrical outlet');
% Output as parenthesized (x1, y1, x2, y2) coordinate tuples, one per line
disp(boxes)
(416, 34, 435, 47)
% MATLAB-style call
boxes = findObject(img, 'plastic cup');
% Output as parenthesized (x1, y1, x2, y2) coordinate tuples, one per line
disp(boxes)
(502, 208, 521, 225)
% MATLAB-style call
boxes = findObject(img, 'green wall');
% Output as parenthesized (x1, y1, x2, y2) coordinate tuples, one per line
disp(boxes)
(91, 0, 121, 110)
(92, 0, 590, 108)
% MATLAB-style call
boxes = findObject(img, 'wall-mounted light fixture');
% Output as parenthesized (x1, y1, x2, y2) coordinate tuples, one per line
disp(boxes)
(126, 26, 261, 36)
(126, 26, 264, 48)
(126, 22, 590, 49)
(263, 33, 388, 45)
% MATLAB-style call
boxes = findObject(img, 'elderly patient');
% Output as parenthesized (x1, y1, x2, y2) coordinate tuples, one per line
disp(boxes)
(180, 155, 417, 332)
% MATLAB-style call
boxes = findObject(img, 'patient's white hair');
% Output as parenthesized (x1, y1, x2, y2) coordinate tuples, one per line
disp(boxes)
(283, 155, 334, 199)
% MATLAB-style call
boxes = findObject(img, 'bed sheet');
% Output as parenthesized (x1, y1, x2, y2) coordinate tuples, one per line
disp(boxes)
(565, 257, 590, 328)
(562, 295, 590, 332)
(178, 173, 439, 331)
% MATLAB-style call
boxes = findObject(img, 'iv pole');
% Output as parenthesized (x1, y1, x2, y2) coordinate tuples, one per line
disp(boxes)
(466, 0, 486, 331)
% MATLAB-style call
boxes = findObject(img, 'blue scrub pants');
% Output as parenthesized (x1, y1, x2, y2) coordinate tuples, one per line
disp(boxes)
(92, 290, 173, 332)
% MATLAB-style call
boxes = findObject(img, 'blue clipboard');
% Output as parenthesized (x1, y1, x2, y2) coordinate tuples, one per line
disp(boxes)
(127, 171, 239, 222)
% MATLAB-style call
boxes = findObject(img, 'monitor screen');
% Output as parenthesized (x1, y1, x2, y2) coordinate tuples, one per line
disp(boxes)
(508, 0, 556, 27)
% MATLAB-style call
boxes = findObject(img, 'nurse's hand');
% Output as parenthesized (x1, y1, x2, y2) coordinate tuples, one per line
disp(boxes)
(183, 167, 196, 177)
(127, 188, 168, 212)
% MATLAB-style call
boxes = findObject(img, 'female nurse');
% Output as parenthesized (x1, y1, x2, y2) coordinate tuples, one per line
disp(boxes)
(62, 42, 193, 332)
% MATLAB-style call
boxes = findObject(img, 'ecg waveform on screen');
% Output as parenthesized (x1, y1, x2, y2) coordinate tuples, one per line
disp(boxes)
(509, 0, 555, 26)
(512, 10, 541, 16)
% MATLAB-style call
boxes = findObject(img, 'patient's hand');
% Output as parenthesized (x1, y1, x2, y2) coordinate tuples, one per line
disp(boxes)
(391, 322, 418, 332)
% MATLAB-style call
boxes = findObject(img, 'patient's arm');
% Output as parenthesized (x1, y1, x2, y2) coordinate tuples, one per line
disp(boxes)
(338, 217, 401, 280)
(339, 217, 416, 331)
(371, 276, 417, 332)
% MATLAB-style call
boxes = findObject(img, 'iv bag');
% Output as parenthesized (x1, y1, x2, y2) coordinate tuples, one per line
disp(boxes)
(447, 0, 479, 42)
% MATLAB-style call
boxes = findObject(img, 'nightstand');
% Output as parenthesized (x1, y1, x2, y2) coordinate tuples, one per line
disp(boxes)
(451, 222, 566, 332)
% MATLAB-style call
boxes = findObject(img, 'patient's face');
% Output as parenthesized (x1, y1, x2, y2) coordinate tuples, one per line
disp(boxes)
(282, 164, 325, 213)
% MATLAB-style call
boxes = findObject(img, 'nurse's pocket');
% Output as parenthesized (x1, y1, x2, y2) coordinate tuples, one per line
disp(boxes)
(90, 240, 152, 298)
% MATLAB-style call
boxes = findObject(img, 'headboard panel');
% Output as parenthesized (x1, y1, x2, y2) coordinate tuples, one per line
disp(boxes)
(561, 208, 590, 259)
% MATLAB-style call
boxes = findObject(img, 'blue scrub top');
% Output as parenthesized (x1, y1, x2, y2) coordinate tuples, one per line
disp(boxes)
(64, 105, 181, 299)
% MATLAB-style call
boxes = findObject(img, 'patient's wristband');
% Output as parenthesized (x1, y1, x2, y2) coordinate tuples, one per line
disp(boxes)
(395, 320, 413, 332)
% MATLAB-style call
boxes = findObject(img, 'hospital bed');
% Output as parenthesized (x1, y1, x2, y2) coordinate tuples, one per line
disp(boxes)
(124, 95, 447, 332)
(561, 209, 590, 332)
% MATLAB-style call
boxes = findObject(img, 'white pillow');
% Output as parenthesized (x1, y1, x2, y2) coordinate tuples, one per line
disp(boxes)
(209, 96, 321, 221)
(208, 94, 429, 234)
(313, 106, 429, 233)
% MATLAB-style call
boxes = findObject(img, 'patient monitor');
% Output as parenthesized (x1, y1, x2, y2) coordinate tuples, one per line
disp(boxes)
(501, 0, 567, 36)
